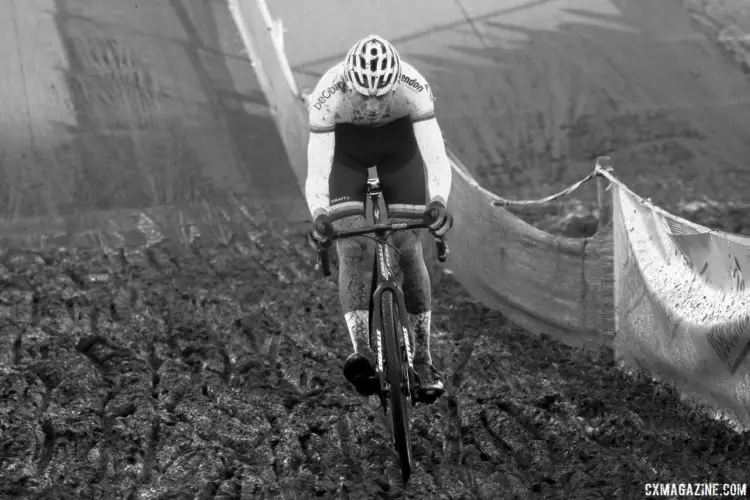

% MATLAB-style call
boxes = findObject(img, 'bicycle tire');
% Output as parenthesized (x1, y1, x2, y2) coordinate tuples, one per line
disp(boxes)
(381, 290, 413, 484)
(368, 252, 378, 352)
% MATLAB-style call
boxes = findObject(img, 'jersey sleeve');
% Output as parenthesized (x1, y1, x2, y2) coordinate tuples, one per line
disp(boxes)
(400, 64, 437, 124)
(305, 66, 344, 216)
(413, 118, 451, 207)
(401, 63, 450, 205)
(305, 131, 335, 217)
(307, 66, 346, 134)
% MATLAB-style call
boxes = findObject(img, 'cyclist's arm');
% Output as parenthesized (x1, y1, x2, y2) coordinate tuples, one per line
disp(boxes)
(413, 117, 452, 207)
(305, 130, 335, 218)
(304, 68, 343, 219)
(405, 69, 452, 207)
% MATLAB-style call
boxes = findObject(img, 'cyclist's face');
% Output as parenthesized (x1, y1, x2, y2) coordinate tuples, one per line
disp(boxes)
(351, 90, 395, 121)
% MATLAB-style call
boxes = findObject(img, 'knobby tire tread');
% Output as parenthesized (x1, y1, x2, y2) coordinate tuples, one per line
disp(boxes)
(381, 290, 412, 484)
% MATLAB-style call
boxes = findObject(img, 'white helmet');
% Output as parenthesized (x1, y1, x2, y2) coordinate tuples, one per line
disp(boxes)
(344, 35, 402, 97)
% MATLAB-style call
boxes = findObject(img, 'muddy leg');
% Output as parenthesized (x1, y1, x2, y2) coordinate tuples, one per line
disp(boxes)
(334, 215, 371, 353)
(390, 222, 432, 365)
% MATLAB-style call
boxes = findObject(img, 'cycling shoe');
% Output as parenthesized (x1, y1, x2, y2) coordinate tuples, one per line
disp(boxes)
(343, 350, 380, 397)
(413, 361, 445, 404)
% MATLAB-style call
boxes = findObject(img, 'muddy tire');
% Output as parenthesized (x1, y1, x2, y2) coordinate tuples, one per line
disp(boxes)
(381, 289, 413, 484)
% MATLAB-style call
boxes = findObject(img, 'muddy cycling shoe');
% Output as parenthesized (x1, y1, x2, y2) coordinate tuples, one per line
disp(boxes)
(343, 350, 380, 397)
(413, 361, 445, 404)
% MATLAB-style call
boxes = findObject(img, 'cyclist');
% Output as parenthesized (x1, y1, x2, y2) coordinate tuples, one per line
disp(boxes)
(305, 34, 453, 404)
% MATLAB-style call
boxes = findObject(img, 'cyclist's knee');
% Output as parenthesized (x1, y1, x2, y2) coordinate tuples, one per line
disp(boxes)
(391, 228, 421, 257)
(333, 214, 366, 231)
(335, 215, 367, 258)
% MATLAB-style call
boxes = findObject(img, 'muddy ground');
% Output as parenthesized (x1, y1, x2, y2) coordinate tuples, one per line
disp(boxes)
(1, 200, 749, 500)
(3, 1, 750, 499)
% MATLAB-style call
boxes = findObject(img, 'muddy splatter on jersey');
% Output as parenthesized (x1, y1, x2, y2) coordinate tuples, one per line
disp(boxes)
(308, 61, 436, 132)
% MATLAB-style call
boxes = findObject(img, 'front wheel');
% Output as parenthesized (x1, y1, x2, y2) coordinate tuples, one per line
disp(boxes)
(381, 290, 412, 484)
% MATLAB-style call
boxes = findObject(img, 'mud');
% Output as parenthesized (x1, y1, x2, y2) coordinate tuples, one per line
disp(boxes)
(3, 0, 750, 498)
(1, 206, 749, 499)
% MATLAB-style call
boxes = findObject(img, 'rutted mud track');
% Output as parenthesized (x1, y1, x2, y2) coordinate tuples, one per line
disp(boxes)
(3, 0, 750, 498)
(1, 209, 748, 499)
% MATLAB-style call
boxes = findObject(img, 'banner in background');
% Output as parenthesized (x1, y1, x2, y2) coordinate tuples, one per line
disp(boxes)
(614, 186, 750, 428)
(668, 226, 750, 293)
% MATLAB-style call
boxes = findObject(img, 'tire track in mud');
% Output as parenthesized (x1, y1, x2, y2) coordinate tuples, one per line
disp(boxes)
(3, 1, 746, 497)
(2, 211, 749, 499)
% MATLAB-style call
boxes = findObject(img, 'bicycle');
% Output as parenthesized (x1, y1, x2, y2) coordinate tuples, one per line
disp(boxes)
(315, 177, 449, 484)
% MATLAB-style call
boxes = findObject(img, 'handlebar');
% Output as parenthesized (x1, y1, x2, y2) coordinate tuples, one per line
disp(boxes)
(315, 220, 449, 277)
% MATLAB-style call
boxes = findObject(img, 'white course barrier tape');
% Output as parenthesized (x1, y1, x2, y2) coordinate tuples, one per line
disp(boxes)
(492, 171, 597, 207)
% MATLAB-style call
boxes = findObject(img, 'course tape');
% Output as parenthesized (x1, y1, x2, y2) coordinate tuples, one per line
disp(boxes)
(228, 0, 748, 429)
(491, 171, 597, 207)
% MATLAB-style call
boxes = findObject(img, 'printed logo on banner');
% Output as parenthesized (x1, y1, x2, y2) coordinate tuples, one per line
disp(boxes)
(681, 253, 693, 271)
(731, 256, 744, 293)
(706, 315, 750, 374)
(699, 261, 709, 277)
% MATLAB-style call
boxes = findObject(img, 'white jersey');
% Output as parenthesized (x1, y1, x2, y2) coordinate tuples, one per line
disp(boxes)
(304, 61, 452, 219)
(308, 61, 436, 132)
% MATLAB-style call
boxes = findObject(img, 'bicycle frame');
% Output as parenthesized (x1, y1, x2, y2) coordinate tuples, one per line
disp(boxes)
(313, 177, 449, 484)
(365, 179, 417, 402)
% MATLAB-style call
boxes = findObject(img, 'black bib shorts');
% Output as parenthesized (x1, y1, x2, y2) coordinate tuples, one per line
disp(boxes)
(328, 117, 427, 221)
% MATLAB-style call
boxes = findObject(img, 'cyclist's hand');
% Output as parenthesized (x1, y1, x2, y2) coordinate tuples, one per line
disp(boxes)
(423, 201, 453, 237)
(307, 214, 334, 251)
